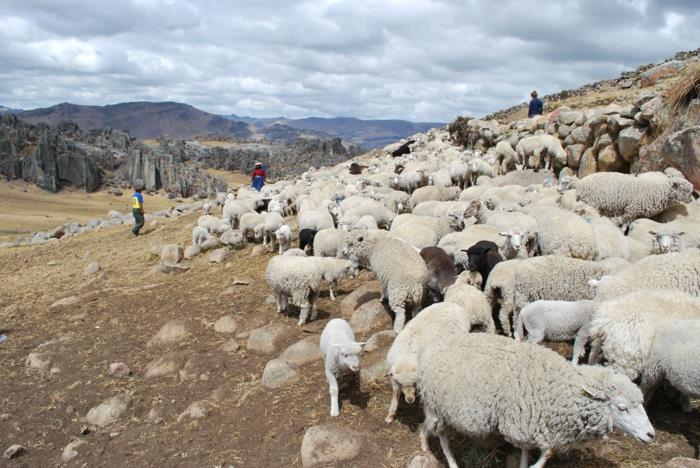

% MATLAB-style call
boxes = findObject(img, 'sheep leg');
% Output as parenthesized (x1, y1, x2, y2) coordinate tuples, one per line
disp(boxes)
(587, 338, 603, 365)
(385, 378, 401, 423)
(420, 408, 438, 452)
(519, 449, 529, 468)
(392, 305, 407, 334)
(310, 291, 320, 321)
(526, 329, 545, 344)
(571, 324, 590, 365)
(329, 280, 337, 301)
(298, 302, 310, 326)
(275, 293, 287, 314)
(325, 369, 340, 417)
(530, 448, 554, 468)
(681, 395, 693, 413)
(438, 431, 458, 468)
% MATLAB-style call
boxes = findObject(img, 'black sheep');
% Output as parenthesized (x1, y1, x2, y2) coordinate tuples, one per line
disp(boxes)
(299, 228, 317, 255)
(420, 246, 457, 303)
(391, 139, 415, 157)
(462, 240, 503, 290)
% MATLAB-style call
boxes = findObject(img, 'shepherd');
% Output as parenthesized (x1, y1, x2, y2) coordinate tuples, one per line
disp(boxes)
(251, 161, 267, 191)
(131, 179, 145, 236)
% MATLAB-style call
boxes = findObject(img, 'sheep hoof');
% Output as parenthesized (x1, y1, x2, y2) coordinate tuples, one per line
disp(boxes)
(330, 409, 339, 417)
(384, 415, 395, 424)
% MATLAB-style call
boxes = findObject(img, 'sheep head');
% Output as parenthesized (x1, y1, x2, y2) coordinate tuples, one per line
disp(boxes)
(332, 342, 364, 373)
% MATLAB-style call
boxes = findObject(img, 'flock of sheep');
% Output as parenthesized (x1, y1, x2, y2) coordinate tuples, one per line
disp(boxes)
(190, 127, 699, 467)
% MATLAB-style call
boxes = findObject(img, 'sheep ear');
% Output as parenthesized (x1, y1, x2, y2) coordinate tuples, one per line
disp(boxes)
(581, 386, 608, 401)
(357, 341, 366, 348)
(678, 231, 686, 236)
(588, 278, 599, 287)
(498, 232, 508, 237)
(648, 230, 657, 235)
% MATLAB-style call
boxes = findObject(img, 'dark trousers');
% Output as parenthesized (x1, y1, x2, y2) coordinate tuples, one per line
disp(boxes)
(132, 209, 144, 235)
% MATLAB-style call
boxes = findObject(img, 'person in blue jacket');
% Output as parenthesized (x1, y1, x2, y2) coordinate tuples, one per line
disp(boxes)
(528, 90, 544, 118)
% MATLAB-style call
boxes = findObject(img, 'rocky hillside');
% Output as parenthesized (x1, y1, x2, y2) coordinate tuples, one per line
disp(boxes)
(0, 115, 362, 195)
(20, 102, 253, 140)
(449, 49, 700, 190)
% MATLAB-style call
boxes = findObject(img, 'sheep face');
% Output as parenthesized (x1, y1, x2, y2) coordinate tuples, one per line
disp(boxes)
(557, 176, 576, 193)
(499, 229, 524, 252)
(668, 178, 694, 205)
(334, 343, 363, 372)
(609, 395, 655, 443)
(391, 369, 418, 403)
(447, 213, 465, 231)
(649, 230, 684, 254)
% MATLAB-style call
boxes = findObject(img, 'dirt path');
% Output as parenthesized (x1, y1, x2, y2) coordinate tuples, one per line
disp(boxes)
(0, 211, 697, 467)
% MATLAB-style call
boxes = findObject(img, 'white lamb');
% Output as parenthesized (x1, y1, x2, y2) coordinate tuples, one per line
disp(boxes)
(274, 225, 293, 255)
(202, 202, 212, 215)
(514, 299, 597, 344)
(265, 256, 323, 325)
(192, 226, 213, 246)
(385, 302, 472, 423)
(315, 257, 358, 300)
(254, 212, 284, 248)
(467, 158, 495, 185)
(313, 228, 347, 258)
(417, 333, 654, 468)
(239, 212, 265, 241)
(298, 209, 335, 231)
(353, 214, 379, 230)
(493, 140, 517, 174)
(319, 319, 365, 417)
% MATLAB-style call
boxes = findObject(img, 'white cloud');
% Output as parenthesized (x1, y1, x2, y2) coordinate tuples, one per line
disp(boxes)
(0, 0, 698, 121)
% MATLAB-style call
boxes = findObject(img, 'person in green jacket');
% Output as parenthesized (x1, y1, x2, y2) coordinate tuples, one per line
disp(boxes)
(131, 179, 145, 236)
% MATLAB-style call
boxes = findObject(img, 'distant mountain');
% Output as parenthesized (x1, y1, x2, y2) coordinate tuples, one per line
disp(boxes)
(225, 115, 445, 149)
(0, 105, 21, 115)
(20, 102, 253, 140)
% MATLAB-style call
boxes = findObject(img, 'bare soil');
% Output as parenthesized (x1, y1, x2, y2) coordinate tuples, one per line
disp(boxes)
(0, 207, 698, 467)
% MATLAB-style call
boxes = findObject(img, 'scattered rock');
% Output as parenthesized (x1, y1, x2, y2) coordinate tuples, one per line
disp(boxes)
(360, 359, 390, 385)
(363, 330, 396, 353)
(145, 352, 183, 378)
(578, 148, 597, 178)
(279, 336, 323, 368)
(300, 425, 363, 467)
(220, 338, 241, 353)
(62, 439, 86, 463)
(108, 362, 131, 378)
(250, 245, 268, 257)
(661, 457, 700, 468)
(3, 444, 25, 459)
(107, 210, 123, 219)
(221, 229, 245, 249)
(340, 282, 381, 317)
(177, 400, 212, 422)
(213, 315, 238, 334)
(47, 260, 59, 266)
(209, 248, 229, 264)
(85, 394, 131, 427)
(565, 143, 585, 169)
(597, 145, 626, 172)
(160, 244, 183, 264)
(406, 452, 440, 468)
(147, 319, 192, 347)
(261, 359, 299, 389)
(25, 351, 51, 371)
(184, 244, 201, 259)
(349, 299, 392, 335)
(83, 261, 101, 276)
(50, 296, 80, 308)
(199, 237, 220, 252)
(147, 407, 164, 424)
(232, 277, 251, 285)
(152, 262, 190, 274)
(247, 323, 293, 354)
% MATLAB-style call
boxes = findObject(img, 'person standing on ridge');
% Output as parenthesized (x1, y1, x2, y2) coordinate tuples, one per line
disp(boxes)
(528, 90, 544, 118)
(251, 161, 267, 191)
(131, 179, 145, 236)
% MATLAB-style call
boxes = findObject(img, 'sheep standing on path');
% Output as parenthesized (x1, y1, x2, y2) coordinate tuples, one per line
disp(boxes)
(417, 333, 655, 468)
(514, 299, 596, 344)
(343, 232, 427, 333)
(319, 319, 364, 417)
(516, 134, 567, 172)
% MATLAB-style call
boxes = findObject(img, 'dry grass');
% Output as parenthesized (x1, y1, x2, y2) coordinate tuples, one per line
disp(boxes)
(0, 180, 181, 241)
(665, 63, 700, 117)
(206, 169, 250, 188)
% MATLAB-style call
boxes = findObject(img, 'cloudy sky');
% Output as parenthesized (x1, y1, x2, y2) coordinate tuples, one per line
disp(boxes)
(0, 0, 698, 122)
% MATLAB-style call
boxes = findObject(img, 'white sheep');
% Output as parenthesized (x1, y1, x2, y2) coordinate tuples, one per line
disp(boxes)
(222, 200, 254, 228)
(274, 225, 293, 255)
(312, 228, 347, 258)
(408, 185, 460, 209)
(525, 205, 596, 259)
(572, 290, 700, 383)
(319, 319, 364, 417)
(516, 134, 567, 172)
(558, 172, 694, 228)
(453, 269, 482, 289)
(417, 333, 654, 468)
(265, 256, 323, 325)
(314, 257, 358, 300)
(192, 226, 213, 246)
(428, 169, 453, 187)
(642, 319, 700, 411)
(514, 299, 597, 344)
(443, 283, 495, 333)
(385, 302, 471, 423)
(593, 251, 700, 301)
(493, 140, 517, 174)
(343, 232, 427, 333)
(467, 158, 495, 185)
(391, 170, 428, 194)
(353, 214, 379, 230)
(202, 202, 212, 215)
(239, 212, 265, 241)
(254, 212, 284, 248)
